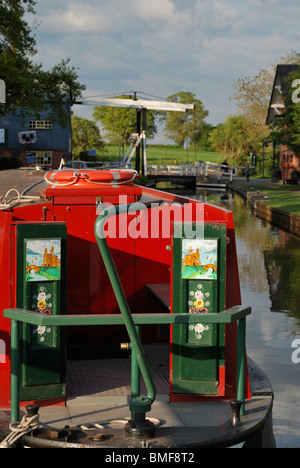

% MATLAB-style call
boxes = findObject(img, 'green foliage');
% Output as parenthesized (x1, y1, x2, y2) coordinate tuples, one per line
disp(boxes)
(71, 116, 105, 159)
(231, 66, 274, 132)
(192, 122, 215, 151)
(209, 114, 263, 163)
(160, 91, 208, 148)
(39, 59, 86, 127)
(93, 96, 157, 144)
(0, 1, 85, 126)
(0, 0, 37, 56)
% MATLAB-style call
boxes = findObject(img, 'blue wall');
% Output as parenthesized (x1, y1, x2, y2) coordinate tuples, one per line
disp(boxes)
(0, 109, 71, 153)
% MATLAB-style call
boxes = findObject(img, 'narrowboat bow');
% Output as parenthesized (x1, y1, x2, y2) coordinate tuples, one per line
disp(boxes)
(0, 168, 276, 448)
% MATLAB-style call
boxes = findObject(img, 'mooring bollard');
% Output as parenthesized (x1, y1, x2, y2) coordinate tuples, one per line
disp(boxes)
(229, 400, 243, 427)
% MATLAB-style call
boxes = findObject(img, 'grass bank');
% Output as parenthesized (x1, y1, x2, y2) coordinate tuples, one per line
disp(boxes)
(100, 144, 223, 166)
(240, 183, 300, 216)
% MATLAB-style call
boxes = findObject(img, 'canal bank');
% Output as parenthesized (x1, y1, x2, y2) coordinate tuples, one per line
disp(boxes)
(230, 178, 300, 238)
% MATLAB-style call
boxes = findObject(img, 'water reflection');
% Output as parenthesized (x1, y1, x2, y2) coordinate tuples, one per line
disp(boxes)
(264, 234, 300, 320)
(194, 190, 300, 322)
(191, 189, 300, 448)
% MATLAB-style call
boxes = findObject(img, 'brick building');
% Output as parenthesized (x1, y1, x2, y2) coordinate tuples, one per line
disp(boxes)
(267, 64, 300, 182)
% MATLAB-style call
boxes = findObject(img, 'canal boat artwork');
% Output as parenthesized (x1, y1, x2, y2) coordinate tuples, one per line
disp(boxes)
(194, 190, 300, 448)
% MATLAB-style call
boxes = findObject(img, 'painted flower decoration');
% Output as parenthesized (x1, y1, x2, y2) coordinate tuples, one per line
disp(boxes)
(195, 290, 204, 300)
(195, 323, 208, 334)
(194, 299, 204, 309)
(36, 326, 46, 336)
(195, 323, 209, 340)
(33, 325, 52, 343)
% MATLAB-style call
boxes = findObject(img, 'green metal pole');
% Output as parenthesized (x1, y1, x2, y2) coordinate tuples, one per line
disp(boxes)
(95, 204, 156, 414)
(131, 326, 141, 399)
(130, 326, 141, 419)
(10, 319, 20, 422)
(237, 317, 246, 416)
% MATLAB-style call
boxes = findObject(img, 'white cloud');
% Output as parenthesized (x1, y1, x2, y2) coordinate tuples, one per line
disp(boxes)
(30, 0, 300, 128)
(36, 1, 131, 34)
(132, 0, 176, 21)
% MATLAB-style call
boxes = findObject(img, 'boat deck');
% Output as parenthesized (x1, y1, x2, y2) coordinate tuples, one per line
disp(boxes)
(62, 343, 234, 433)
(66, 344, 170, 400)
(0, 347, 275, 448)
(0, 168, 47, 197)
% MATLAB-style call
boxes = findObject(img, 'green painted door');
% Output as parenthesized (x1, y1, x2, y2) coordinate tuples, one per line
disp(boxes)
(171, 223, 226, 395)
(14, 223, 67, 401)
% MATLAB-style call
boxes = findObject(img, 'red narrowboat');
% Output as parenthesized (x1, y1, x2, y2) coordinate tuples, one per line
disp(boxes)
(0, 168, 275, 448)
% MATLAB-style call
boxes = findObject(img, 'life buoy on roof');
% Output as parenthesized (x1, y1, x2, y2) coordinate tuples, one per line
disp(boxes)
(44, 169, 138, 187)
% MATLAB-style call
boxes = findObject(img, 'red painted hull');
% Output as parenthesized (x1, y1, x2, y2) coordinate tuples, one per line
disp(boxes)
(0, 172, 250, 408)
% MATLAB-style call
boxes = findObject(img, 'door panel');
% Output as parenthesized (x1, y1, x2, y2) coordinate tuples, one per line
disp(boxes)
(171, 223, 226, 396)
(13, 222, 67, 401)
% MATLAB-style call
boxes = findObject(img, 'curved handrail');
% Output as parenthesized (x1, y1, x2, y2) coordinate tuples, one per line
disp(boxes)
(94, 202, 156, 414)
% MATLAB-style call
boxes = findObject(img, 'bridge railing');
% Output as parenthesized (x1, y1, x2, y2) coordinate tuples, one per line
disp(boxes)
(204, 162, 235, 182)
(147, 162, 253, 182)
(147, 164, 203, 176)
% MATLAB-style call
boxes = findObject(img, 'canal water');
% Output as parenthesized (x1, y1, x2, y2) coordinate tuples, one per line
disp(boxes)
(193, 189, 300, 448)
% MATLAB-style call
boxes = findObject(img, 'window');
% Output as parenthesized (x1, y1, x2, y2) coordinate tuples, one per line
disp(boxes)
(0, 129, 6, 144)
(31, 152, 53, 166)
(29, 120, 52, 130)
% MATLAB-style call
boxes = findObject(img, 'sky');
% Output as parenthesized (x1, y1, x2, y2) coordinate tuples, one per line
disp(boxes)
(29, 0, 300, 142)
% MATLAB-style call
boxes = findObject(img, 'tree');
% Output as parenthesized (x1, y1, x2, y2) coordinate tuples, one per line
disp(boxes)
(1, 0, 39, 115)
(93, 96, 157, 144)
(160, 91, 208, 148)
(209, 114, 261, 162)
(0, 0, 36, 56)
(231, 52, 300, 146)
(39, 59, 86, 127)
(72, 116, 105, 159)
(192, 122, 214, 151)
(0, 1, 85, 126)
(231, 68, 274, 129)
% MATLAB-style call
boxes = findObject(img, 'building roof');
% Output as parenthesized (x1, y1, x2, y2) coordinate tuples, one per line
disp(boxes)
(267, 64, 300, 122)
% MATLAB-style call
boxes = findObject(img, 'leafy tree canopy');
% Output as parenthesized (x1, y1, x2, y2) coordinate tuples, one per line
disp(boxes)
(209, 114, 261, 163)
(0, 0, 36, 56)
(0, 0, 85, 126)
(92, 96, 157, 144)
(160, 91, 208, 148)
(72, 115, 105, 159)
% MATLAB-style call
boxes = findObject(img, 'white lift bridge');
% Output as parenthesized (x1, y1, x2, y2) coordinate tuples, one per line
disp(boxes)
(76, 93, 195, 173)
